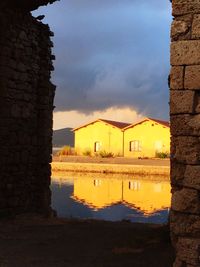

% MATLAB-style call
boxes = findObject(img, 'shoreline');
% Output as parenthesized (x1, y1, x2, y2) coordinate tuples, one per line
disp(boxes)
(51, 171, 170, 182)
(51, 161, 170, 177)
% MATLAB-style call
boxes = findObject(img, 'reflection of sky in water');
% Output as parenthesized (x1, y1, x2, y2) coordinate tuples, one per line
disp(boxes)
(51, 177, 170, 224)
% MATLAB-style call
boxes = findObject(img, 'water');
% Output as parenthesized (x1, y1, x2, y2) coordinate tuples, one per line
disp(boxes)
(51, 173, 171, 224)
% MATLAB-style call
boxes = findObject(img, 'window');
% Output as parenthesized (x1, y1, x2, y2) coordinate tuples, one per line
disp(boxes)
(129, 140, 142, 152)
(94, 179, 101, 187)
(129, 181, 141, 191)
(94, 141, 101, 152)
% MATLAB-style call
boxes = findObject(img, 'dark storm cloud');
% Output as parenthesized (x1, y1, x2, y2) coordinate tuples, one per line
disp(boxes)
(34, 0, 171, 119)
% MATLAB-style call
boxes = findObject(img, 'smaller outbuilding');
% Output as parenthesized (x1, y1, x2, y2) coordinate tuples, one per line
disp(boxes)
(123, 118, 170, 158)
(73, 118, 130, 156)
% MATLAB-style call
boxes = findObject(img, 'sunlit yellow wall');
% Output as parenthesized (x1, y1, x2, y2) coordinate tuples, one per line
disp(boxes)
(73, 177, 122, 209)
(75, 121, 123, 156)
(124, 120, 170, 158)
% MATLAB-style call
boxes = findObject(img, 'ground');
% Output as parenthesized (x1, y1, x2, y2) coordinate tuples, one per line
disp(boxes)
(53, 156, 170, 166)
(0, 216, 174, 267)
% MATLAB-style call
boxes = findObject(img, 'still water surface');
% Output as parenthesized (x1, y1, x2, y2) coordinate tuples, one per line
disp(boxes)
(51, 173, 171, 224)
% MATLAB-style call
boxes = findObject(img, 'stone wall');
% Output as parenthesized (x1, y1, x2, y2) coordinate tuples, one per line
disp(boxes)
(170, 1, 200, 266)
(0, 6, 55, 216)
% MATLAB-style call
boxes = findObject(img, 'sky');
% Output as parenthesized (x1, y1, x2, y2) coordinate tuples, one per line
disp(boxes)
(34, 0, 172, 130)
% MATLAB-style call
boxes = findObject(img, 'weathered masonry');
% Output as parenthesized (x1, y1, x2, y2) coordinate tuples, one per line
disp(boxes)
(170, 0, 200, 266)
(0, 0, 56, 215)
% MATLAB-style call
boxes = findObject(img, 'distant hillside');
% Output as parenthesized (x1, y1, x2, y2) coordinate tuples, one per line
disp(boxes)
(53, 128, 74, 147)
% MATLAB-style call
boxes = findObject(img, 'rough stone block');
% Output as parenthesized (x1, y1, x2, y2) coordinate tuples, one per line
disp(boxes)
(171, 15, 193, 42)
(171, 20, 190, 41)
(170, 66, 184, 89)
(184, 165, 200, 190)
(185, 66, 200, 89)
(172, 0, 200, 16)
(170, 210, 200, 237)
(171, 114, 200, 136)
(171, 41, 200, 65)
(194, 92, 200, 113)
(176, 237, 200, 266)
(171, 160, 186, 185)
(170, 90, 195, 114)
(172, 188, 200, 214)
(171, 136, 200, 164)
(192, 14, 200, 39)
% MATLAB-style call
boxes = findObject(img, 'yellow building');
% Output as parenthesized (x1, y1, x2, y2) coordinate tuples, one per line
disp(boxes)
(73, 118, 130, 156)
(73, 117, 170, 158)
(123, 118, 170, 158)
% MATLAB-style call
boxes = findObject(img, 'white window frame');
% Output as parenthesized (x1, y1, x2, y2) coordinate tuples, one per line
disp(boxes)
(94, 141, 101, 152)
(129, 140, 142, 152)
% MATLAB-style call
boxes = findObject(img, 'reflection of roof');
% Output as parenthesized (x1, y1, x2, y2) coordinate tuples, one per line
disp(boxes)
(122, 201, 168, 215)
(71, 195, 169, 215)
(73, 118, 131, 131)
(123, 117, 170, 130)
(71, 195, 121, 210)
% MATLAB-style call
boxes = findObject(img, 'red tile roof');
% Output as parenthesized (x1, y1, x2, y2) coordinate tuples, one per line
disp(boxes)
(123, 117, 170, 130)
(73, 117, 169, 131)
(73, 118, 131, 131)
(148, 118, 170, 128)
(100, 119, 131, 129)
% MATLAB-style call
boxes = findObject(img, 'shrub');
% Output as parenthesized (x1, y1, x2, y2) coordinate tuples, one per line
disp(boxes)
(57, 146, 75, 156)
(115, 152, 123, 157)
(155, 151, 169, 159)
(83, 149, 92, 156)
(99, 150, 114, 158)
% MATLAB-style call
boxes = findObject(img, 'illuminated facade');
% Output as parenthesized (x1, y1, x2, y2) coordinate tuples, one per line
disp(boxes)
(74, 117, 170, 158)
(73, 119, 130, 156)
(124, 118, 170, 158)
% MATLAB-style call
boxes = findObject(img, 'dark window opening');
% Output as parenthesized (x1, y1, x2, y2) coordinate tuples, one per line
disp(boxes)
(129, 140, 142, 152)
(94, 142, 101, 152)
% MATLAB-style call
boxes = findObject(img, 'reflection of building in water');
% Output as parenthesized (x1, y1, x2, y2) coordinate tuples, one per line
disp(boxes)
(72, 178, 122, 210)
(123, 180, 170, 214)
(72, 177, 171, 214)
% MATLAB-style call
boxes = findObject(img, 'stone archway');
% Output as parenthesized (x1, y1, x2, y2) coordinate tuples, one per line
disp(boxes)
(170, 1, 200, 266)
(0, 0, 200, 266)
